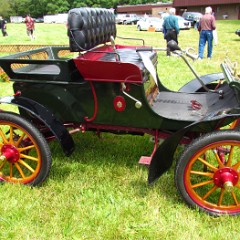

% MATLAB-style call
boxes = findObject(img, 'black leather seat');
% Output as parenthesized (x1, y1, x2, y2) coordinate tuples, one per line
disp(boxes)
(68, 7, 116, 52)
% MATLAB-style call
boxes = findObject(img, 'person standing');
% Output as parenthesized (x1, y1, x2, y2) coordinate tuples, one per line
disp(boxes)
(198, 6, 216, 59)
(162, 8, 180, 56)
(25, 14, 35, 40)
(0, 16, 8, 37)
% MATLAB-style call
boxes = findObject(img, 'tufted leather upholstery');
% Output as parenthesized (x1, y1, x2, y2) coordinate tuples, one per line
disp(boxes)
(68, 7, 116, 52)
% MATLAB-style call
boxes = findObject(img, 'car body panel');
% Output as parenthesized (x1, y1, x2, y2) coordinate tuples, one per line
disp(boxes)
(176, 16, 191, 30)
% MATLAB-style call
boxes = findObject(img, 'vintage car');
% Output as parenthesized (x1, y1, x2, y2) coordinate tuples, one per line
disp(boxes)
(0, 7, 240, 216)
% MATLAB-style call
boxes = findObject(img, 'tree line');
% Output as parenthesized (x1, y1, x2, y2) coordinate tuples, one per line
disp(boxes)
(0, 0, 171, 19)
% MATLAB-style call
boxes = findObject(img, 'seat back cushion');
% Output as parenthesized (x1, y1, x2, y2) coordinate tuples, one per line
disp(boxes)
(68, 7, 116, 52)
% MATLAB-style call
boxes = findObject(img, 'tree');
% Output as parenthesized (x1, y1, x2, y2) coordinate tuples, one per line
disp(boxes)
(43, 0, 70, 14)
(9, 0, 31, 16)
(0, 0, 11, 18)
(1, 0, 173, 18)
(29, 0, 48, 17)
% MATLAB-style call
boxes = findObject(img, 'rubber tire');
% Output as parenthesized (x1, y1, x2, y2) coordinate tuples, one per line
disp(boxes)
(175, 130, 240, 216)
(0, 112, 51, 186)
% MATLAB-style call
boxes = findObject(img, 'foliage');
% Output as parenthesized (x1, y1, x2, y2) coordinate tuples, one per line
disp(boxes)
(0, 0, 172, 18)
(0, 0, 11, 18)
(0, 72, 9, 82)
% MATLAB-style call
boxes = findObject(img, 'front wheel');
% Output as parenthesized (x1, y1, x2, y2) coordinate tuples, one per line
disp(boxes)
(0, 112, 51, 186)
(175, 130, 240, 216)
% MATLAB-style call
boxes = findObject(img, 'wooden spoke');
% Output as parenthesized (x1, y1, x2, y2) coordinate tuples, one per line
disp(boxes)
(202, 185, 218, 200)
(9, 126, 14, 145)
(190, 170, 214, 178)
(14, 162, 26, 179)
(191, 179, 214, 189)
(20, 154, 39, 162)
(18, 160, 35, 173)
(18, 145, 36, 152)
(217, 188, 225, 206)
(0, 128, 8, 144)
(213, 149, 225, 168)
(197, 157, 218, 172)
(226, 145, 234, 167)
(15, 132, 26, 147)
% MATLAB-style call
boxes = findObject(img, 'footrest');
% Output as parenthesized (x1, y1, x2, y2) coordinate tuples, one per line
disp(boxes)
(138, 156, 152, 165)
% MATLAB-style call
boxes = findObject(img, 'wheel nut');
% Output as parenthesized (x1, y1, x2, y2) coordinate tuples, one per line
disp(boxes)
(224, 181, 233, 192)
(0, 155, 6, 162)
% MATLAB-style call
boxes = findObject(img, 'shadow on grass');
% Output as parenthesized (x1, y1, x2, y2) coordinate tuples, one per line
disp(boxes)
(47, 131, 186, 205)
(48, 132, 154, 181)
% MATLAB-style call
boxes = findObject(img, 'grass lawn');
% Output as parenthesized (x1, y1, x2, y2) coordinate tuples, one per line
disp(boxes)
(0, 20, 240, 239)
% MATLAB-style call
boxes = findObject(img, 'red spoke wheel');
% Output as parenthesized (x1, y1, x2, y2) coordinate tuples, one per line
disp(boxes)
(175, 130, 240, 216)
(0, 112, 51, 186)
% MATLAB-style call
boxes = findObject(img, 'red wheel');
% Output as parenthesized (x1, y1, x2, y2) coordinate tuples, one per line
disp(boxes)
(175, 130, 240, 216)
(0, 112, 51, 186)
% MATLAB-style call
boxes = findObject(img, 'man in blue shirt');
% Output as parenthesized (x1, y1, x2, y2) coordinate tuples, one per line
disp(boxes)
(163, 8, 180, 56)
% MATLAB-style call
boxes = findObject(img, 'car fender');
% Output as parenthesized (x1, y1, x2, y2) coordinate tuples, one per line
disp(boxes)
(148, 108, 240, 184)
(178, 73, 224, 92)
(0, 95, 75, 156)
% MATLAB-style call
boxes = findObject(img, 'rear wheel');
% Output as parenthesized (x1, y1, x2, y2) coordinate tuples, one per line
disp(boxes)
(0, 112, 51, 186)
(175, 130, 240, 216)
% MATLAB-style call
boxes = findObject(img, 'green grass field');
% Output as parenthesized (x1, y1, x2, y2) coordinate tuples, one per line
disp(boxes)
(0, 20, 240, 239)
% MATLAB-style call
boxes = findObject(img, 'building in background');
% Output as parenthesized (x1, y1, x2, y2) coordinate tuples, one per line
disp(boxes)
(10, 16, 23, 23)
(117, 0, 240, 19)
(117, 2, 173, 18)
(173, 0, 240, 20)
(43, 13, 68, 24)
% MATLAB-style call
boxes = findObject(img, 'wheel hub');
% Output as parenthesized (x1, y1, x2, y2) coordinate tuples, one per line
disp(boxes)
(214, 167, 239, 192)
(1, 144, 20, 163)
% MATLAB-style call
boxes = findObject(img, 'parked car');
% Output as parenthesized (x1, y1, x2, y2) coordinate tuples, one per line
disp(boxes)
(158, 11, 169, 19)
(157, 14, 191, 31)
(236, 29, 240, 37)
(35, 18, 44, 23)
(182, 12, 202, 28)
(115, 14, 138, 24)
(176, 16, 191, 30)
(123, 16, 140, 25)
(137, 17, 163, 32)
